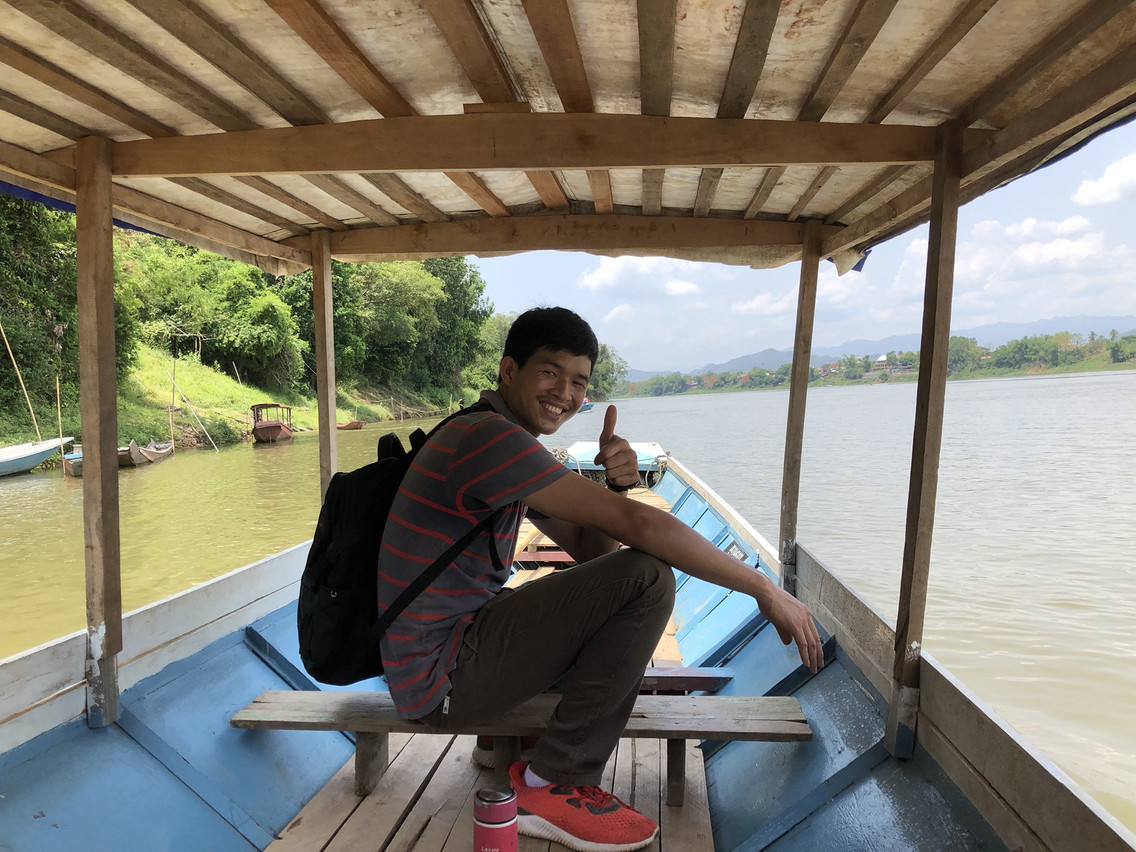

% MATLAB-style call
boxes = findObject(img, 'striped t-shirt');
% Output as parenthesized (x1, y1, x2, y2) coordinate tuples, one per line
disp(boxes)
(377, 390, 570, 718)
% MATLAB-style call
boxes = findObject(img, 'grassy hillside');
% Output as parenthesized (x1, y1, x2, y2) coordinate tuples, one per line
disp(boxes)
(2, 344, 452, 448)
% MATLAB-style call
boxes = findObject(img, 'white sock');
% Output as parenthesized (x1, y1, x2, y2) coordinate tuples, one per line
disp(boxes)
(524, 765, 552, 787)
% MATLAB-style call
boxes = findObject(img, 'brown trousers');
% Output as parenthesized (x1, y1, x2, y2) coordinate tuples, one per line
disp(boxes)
(422, 548, 675, 786)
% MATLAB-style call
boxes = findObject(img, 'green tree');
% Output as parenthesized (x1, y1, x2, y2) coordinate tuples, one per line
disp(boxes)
(588, 343, 628, 401)
(842, 354, 863, 380)
(947, 336, 984, 374)
(411, 257, 494, 395)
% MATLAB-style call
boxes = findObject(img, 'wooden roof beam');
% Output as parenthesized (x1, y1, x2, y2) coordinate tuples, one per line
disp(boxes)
(265, 0, 511, 219)
(0, 140, 310, 271)
(768, 0, 900, 223)
(824, 40, 1136, 258)
(522, 0, 610, 212)
(107, 114, 946, 176)
(638, 0, 677, 216)
(294, 214, 841, 260)
(695, 0, 780, 217)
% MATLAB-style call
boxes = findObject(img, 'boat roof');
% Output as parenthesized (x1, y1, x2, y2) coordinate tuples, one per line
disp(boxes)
(2, 1, 1133, 276)
(250, 402, 291, 411)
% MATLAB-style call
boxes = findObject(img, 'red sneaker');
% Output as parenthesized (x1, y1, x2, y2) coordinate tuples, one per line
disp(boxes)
(508, 761, 659, 852)
(471, 735, 539, 769)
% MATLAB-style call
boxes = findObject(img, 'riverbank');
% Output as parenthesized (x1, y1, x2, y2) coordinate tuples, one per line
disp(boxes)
(1, 344, 463, 451)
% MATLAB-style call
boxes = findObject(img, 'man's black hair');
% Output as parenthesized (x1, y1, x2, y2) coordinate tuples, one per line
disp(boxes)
(504, 306, 599, 370)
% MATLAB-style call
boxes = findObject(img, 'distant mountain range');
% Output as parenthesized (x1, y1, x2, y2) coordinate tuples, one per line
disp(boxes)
(624, 315, 1136, 381)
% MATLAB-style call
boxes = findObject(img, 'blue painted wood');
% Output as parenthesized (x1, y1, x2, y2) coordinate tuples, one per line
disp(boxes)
(706, 663, 887, 852)
(245, 602, 388, 693)
(733, 741, 890, 851)
(672, 575, 730, 638)
(652, 469, 689, 509)
(121, 635, 355, 843)
(0, 718, 255, 851)
(678, 591, 760, 667)
(116, 707, 276, 848)
(763, 756, 1009, 852)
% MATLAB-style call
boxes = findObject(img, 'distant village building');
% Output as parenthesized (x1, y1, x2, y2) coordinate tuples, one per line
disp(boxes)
(874, 354, 888, 371)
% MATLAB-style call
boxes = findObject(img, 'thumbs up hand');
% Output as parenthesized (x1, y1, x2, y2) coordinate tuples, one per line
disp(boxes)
(593, 405, 637, 491)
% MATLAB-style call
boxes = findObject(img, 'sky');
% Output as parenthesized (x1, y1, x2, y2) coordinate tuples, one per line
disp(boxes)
(471, 119, 1136, 373)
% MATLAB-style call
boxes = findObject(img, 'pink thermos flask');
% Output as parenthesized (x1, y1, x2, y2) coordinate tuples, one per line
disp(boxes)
(474, 784, 517, 852)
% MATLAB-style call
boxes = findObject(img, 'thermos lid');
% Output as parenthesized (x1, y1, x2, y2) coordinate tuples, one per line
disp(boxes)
(476, 784, 516, 804)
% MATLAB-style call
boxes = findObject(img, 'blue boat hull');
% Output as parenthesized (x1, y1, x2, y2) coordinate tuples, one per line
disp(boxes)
(0, 439, 72, 477)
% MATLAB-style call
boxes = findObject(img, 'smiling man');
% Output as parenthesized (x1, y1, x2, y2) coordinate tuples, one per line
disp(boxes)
(377, 306, 821, 852)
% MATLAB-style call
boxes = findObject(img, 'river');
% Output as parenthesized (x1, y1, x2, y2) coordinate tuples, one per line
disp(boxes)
(2, 370, 1134, 832)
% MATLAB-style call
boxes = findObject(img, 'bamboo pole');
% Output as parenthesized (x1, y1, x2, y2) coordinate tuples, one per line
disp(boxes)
(0, 315, 42, 441)
(166, 371, 219, 451)
(56, 376, 65, 457)
(311, 229, 337, 500)
(232, 361, 250, 438)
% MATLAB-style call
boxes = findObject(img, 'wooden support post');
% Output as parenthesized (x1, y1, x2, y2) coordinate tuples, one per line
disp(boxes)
(311, 230, 337, 500)
(886, 120, 963, 758)
(779, 219, 822, 595)
(354, 730, 389, 796)
(76, 136, 121, 727)
(665, 738, 686, 806)
(493, 735, 522, 786)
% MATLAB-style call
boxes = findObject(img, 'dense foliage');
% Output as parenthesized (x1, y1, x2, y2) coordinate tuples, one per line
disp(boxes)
(624, 331, 1136, 398)
(1, 200, 630, 427)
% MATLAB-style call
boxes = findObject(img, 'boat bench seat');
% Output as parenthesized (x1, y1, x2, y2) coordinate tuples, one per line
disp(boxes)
(231, 685, 811, 807)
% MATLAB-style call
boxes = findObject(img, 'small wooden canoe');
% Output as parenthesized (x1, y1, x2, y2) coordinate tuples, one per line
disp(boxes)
(336, 420, 365, 430)
(128, 439, 174, 465)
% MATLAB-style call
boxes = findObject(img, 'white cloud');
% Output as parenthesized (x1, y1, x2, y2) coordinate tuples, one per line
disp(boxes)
(1013, 232, 1106, 270)
(603, 304, 633, 322)
(730, 288, 796, 316)
(1073, 152, 1136, 205)
(663, 279, 700, 295)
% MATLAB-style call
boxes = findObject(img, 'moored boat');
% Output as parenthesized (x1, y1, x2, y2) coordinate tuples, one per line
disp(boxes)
(336, 419, 365, 430)
(128, 439, 174, 465)
(250, 403, 294, 443)
(0, 438, 73, 477)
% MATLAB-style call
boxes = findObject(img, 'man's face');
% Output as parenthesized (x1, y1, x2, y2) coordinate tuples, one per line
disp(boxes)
(499, 347, 592, 436)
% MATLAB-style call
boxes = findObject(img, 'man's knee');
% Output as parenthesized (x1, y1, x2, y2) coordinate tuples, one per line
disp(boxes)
(615, 549, 676, 609)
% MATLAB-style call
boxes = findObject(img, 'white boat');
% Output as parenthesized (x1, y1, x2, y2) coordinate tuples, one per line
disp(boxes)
(0, 439, 73, 477)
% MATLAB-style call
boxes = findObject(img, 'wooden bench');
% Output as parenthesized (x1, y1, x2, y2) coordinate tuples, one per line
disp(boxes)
(231, 689, 811, 807)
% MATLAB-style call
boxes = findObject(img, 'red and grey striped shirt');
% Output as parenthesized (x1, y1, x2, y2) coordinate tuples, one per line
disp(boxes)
(377, 390, 570, 718)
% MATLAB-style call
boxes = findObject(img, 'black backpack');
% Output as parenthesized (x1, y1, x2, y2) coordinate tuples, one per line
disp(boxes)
(297, 403, 502, 686)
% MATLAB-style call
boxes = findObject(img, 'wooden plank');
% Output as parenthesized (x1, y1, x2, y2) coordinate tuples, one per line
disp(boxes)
(76, 135, 121, 728)
(444, 170, 511, 217)
(521, 0, 593, 113)
(362, 173, 449, 223)
(524, 169, 570, 211)
(0, 35, 177, 138)
(6, 0, 256, 133)
(743, 166, 784, 219)
(587, 169, 613, 214)
(919, 662, 1136, 852)
(779, 219, 821, 595)
(422, 0, 515, 104)
(637, 0, 676, 118)
(122, 0, 327, 127)
(325, 733, 456, 852)
(321, 214, 835, 260)
(312, 230, 338, 500)
(961, 0, 1134, 122)
(787, 167, 835, 221)
(797, 0, 902, 123)
(236, 176, 347, 231)
(886, 120, 962, 757)
(638, 667, 734, 694)
(388, 735, 482, 852)
(439, 762, 497, 852)
(301, 174, 401, 226)
(264, 0, 414, 117)
(233, 692, 811, 742)
(110, 114, 941, 176)
(355, 730, 389, 796)
(169, 176, 308, 236)
(659, 740, 714, 847)
(717, 0, 779, 118)
(630, 739, 662, 851)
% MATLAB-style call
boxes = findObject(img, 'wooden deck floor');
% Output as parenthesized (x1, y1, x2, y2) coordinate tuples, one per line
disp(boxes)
(269, 486, 707, 851)
(269, 732, 713, 851)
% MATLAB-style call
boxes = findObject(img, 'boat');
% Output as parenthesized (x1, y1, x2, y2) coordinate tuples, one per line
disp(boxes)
(250, 403, 294, 443)
(579, 398, 594, 413)
(62, 444, 140, 476)
(2, 2, 1135, 850)
(127, 439, 174, 465)
(0, 438, 73, 477)
(555, 440, 669, 487)
(336, 420, 365, 430)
